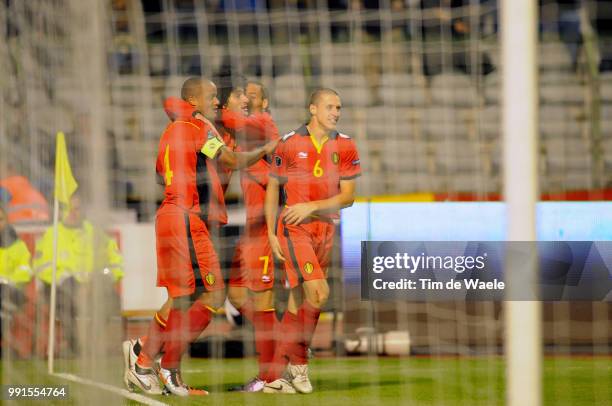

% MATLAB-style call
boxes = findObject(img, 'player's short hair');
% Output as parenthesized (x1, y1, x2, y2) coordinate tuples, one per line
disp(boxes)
(214, 70, 246, 107)
(247, 80, 268, 100)
(181, 77, 207, 101)
(309, 87, 339, 107)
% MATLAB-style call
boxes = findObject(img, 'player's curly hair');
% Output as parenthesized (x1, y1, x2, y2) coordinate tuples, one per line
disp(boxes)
(214, 69, 247, 108)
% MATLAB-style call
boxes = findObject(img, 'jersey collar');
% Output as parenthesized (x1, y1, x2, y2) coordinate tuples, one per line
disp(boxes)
(295, 124, 339, 139)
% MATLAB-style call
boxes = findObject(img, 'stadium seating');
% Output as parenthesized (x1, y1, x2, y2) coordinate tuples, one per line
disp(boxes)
(5, 2, 610, 205)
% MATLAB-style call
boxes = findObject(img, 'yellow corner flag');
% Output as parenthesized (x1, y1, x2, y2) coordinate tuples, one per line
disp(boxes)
(54, 132, 78, 205)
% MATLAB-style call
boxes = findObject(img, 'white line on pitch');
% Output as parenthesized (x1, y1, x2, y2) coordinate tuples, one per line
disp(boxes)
(51, 372, 168, 406)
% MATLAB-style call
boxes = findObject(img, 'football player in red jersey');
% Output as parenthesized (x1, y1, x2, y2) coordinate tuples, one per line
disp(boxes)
(226, 81, 281, 392)
(212, 74, 246, 197)
(122, 77, 278, 397)
(263, 88, 361, 394)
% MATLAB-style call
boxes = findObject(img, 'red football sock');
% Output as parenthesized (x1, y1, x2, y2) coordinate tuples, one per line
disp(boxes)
(138, 312, 167, 367)
(262, 310, 299, 382)
(252, 310, 278, 379)
(289, 301, 321, 365)
(161, 302, 213, 370)
(238, 297, 255, 324)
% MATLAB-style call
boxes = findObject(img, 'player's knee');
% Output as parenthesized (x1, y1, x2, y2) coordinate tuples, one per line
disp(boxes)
(253, 289, 274, 311)
(316, 285, 330, 307)
(228, 287, 247, 309)
(159, 298, 173, 319)
(172, 295, 193, 311)
(198, 289, 225, 309)
(210, 292, 225, 309)
(304, 280, 330, 308)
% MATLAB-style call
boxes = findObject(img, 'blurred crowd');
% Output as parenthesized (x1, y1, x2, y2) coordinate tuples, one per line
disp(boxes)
(106, 0, 612, 77)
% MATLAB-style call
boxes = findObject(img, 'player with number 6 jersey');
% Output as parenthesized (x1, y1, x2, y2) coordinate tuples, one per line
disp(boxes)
(263, 88, 361, 394)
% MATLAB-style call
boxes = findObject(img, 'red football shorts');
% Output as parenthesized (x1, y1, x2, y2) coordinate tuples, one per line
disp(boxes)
(276, 216, 335, 289)
(228, 221, 275, 292)
(156, 205, 224, 298)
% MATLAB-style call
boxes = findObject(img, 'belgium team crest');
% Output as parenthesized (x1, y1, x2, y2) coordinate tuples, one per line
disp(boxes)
(331, 152, 339, 165)
(205, 273, 216, 285)
(303, 262, 314, 274)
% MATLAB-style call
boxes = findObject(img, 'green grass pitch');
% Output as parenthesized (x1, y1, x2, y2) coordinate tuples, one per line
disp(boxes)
(3, 356, 610, 405)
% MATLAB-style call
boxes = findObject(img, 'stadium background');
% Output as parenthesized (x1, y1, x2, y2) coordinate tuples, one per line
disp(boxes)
(1, 0, 611, 404)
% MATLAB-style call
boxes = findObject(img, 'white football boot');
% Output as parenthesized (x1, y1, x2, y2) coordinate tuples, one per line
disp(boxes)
(287, 363, 313, 393)
(157, 366, 208, 397)
(122, 340, 137, 392)
(262, 378, 297, 394)
(123, 340, 164, 395)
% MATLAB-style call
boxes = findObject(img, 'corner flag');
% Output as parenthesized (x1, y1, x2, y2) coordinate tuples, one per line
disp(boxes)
(54, 132, 78, 204)
(48, 131, 78, 374)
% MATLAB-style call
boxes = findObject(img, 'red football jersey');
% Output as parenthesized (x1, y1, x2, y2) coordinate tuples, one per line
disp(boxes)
(156, 102, 228, 224)
(164, 96, 194, 121)
(240, 112, 280, 224)
(270, 125, 361, 219)
(244, 112, 280, 147)
(215, 109, 240, 194)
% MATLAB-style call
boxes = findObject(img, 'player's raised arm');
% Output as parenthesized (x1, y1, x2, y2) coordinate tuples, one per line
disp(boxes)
(216, 137, 279, 170)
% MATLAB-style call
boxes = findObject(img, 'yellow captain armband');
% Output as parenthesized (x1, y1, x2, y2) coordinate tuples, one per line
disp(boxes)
(201, 134, 225, 159)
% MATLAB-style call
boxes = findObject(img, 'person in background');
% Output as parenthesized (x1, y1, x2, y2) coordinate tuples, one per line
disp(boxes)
(0, 204, 33, 356)
(33, 192, 123, 356)
(0, 161, 49, 224)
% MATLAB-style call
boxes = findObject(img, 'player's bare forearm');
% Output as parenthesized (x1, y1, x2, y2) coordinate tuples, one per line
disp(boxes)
(219, 147, 264, 170)
(265, 177, 280, 237)
(313, 180, 356, 214)
(283, 179, 356, 225)
(265, 177, 286, 261)
(219, 138, 279, 170)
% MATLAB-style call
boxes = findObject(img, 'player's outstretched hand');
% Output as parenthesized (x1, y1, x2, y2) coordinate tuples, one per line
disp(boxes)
(283, 202, 317, 225)
(269, 234, 286, 262)
(263, 138, 280, 155)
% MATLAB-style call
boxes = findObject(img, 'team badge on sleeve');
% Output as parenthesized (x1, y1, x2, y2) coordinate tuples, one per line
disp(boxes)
(205, 273, 216, 286)
(275, 155, 282, 167)
(332, 152, 339, 165)
(304, 262, 314, 274)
